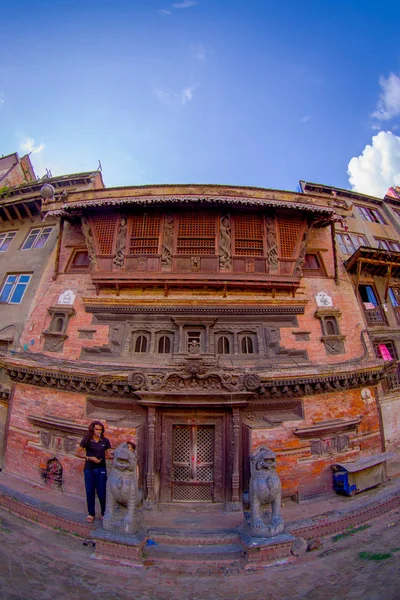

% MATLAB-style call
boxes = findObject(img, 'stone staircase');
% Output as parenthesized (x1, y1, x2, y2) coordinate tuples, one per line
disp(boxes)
(142, 526, 245, 573)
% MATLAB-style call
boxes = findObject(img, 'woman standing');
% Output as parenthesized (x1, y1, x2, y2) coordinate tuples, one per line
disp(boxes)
(76, 421, 113, 523)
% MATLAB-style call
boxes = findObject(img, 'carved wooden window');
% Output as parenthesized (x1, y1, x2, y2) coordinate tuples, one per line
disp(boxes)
(303, 253, 325, 276)
(158, 335, 171, 353)
(176, 212, 216, 255)
(187, 330, 202, 354)
(233, 214, 264, 256)
(278, 216, 303, 257)
(241, 336, 254, 354)
(217, 336, 230, 354)
(134, 335, 148, 353)
(129, 212, 161, 255)
(91, 214, 118, 254)
(67, 249, 90, 272)
(375, 341, 397, 360)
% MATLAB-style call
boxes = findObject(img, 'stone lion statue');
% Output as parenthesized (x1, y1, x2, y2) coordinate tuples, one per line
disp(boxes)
(248, 446, 284, 537)
(103, 442, 140, 535)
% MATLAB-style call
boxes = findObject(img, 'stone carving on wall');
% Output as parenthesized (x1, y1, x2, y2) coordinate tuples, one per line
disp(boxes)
(81, 217, 98, 270)
(316, 291, 333, 307)
(103, 442, 141, 535)
(57, 290, 75, 305)
(190, 256, 200, 271)
(246, 447, 284, 537)
(113, 215, 127, 269)
(265, 215, 278, 272)
(219, 214, 232, 271)
(161, 214, 174, 270)
(245, 258, 255, 273)
(41, 457, 63, 489)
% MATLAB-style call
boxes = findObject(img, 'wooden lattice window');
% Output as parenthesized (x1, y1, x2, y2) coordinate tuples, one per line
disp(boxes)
(129, 212, 161, 255)
(278, 216, 303, 257)
(91, 214, 118, 255)
(233, 214, 264, 256)
(177, 212, 216, 255)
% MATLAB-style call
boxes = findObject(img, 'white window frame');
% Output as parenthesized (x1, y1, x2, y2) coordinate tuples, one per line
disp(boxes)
(375, 238, 400, 252)
(336, 233, 368, 254)
(0, 274, 32, 304)
(21, 226, 54, 250)
(0, 231, 17, 252)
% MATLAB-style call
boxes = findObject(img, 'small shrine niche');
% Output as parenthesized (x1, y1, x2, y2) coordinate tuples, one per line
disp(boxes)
(41, 457, 63, 490)
(314, 307, 346, 355)
(43, 306, 76, 352)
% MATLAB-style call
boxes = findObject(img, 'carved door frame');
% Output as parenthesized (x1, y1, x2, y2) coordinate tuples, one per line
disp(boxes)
(158, 408, 229, 503)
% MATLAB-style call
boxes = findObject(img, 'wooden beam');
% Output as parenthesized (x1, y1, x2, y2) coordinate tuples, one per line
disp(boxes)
(13, 205, 24, 225)
(22, 203, 34, 223)
(384, 264, 392, 302)
(52, 218, 64, 281)
(34, 201, 43, 220)
(355, 258, 362, 291)
(3, 206, 14, 225)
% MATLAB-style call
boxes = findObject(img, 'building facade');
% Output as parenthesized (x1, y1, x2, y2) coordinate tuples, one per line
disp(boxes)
(0, 160, 103, 467)
(0, 182, 391, 505)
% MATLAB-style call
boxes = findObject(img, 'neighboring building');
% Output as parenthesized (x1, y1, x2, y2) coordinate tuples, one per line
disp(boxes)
(300, 181, 400, 476)
(0, 156, 104, 467)
(0, 183, 390, 504)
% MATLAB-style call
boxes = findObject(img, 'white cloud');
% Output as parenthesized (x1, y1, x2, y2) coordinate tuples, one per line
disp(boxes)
(153, 87, 171, 104)
(301, 115, 310, 123)
(191, 43, 205, 61)
(172, 0, 197, 8)
(347, 131, 400, 197)
(181, 84, 196, 104)
(20, 137, 45, 154)
(372, 73, 400, 121)
(157, 9, 171, 15)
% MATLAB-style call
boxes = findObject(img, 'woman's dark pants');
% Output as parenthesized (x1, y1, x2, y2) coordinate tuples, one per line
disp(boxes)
(84, 468, 107, 517)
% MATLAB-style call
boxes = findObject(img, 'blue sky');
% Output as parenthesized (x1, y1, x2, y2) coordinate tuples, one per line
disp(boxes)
(1, 0, 400, 197)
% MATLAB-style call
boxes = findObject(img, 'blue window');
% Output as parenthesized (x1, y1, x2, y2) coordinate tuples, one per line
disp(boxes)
(0, 231, 17, 252)
(0, 274, 31, 304)
(21, 226, 53, 250)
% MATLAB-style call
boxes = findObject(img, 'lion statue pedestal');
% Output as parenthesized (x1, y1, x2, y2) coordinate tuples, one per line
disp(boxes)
(245, 446, 285, 538)
(103, 442, 142, 536)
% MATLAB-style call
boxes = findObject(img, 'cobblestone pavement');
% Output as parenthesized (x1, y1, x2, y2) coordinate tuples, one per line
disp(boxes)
(0, 507, 399, 600)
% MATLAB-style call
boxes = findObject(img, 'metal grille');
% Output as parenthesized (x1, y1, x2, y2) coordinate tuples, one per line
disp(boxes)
(172, 484, 213, 502)
(233, 214, 264, 256)
(177, 212, 216, 255)
(172, 425, 214, 501)
(278, 217, 303, 257)
(129, 212, 161, 255)
(92, 214, 118, 254)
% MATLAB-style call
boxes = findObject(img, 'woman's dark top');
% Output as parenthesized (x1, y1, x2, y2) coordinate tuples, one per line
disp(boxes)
(80, 436, 111, 470)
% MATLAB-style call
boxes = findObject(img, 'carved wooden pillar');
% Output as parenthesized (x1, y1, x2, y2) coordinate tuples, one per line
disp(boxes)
(149, 329, 155, 353)
(146, 407, 156, 504)
(205, 325, 210, 353)
(233, 332, 239, 354)
(178, 325, 184, 353)
(231, 408, 240, 504)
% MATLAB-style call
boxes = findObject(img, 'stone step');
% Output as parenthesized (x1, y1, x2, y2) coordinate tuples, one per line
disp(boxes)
(157, 502, 226, 513)
(143, 541, 245, 563)
(147, 526, 240, 546)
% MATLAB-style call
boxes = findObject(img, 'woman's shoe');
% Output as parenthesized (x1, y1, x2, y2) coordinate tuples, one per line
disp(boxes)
(85, 515, 95, 523)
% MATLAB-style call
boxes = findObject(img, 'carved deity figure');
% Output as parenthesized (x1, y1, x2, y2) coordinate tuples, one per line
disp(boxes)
(103, 442, 140, 535)
(81, 217, 98, 270)
(113, 216, 127, 270)
(265, 215, 278, 272)
(161, 214, 174, 270)
(219, 214, 232, 271)
(247, 446, 284, 537)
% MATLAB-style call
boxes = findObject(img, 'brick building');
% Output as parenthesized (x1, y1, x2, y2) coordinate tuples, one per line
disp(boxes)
(0, 181, 394, 506)
(300, 181, 400, 476)
(0, 157, 103, 467)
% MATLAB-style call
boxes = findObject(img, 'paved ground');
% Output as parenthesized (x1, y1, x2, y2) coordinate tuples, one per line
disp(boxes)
(0, 507, 399, 600)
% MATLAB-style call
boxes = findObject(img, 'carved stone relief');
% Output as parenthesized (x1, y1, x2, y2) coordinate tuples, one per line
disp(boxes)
(219, 214, 232, 271)
(113, 215, 127, 269)
(161, 213, 174, 270)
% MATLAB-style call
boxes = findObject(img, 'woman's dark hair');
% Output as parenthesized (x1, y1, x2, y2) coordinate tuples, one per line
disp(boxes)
(82, 421, 105, 447)
(126, 441, 136, 451)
